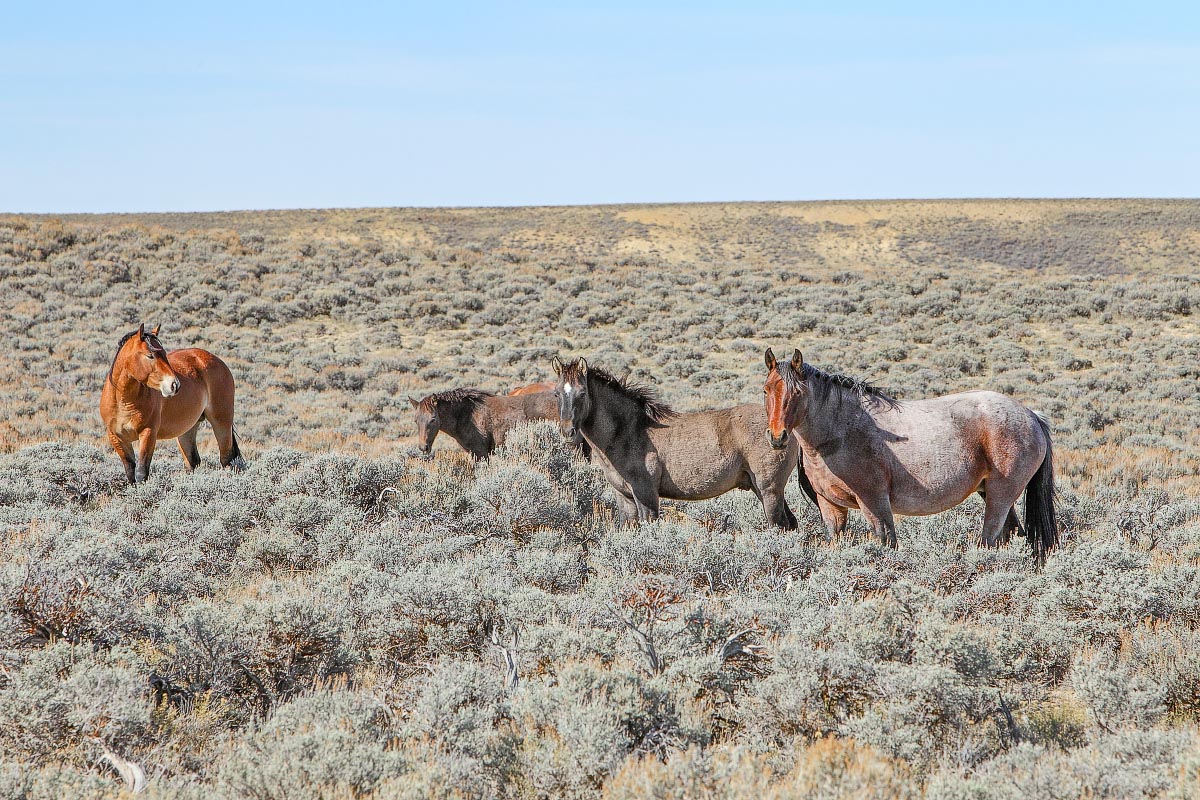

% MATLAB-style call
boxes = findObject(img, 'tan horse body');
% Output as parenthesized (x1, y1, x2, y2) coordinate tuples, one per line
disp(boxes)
(100, 325, 244, 483)
(553, 358, 800, 529)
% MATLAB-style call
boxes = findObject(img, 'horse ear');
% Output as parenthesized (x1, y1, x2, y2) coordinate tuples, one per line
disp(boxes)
(578, 357, 588, 376)
(791, 349, 803, 370)
(136, 322, 145, 339)
(408, 396, 420, 408)
(764, 348, 777, 371)
(551, 355, 563, 376)
(150, 324, 161, 337)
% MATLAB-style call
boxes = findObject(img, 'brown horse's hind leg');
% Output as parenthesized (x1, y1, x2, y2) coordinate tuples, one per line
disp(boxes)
(205, 411, 246, 471)
(177, 420, 204, 471)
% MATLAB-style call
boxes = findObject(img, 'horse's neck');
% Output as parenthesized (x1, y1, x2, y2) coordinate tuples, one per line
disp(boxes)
(584, 379, 644, 448)
(794, 380, 876, 446)
(442, 402, 490, 449)
(109, 359, 153, 404)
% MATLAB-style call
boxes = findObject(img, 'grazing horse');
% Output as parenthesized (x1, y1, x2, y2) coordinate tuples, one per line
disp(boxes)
(100, 324, 245, 484)
(763, 348, 1058, 563)
(509, 381, 555, 397)
(552, 357, 800, 529)
(409, 388, 560, 459)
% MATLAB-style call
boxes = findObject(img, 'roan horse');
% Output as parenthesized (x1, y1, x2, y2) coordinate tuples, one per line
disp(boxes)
(100, 324, 245, 484)
(763, 348, 1058, 563)
(552, 356, 801, 529)
(409, 388, 561, 459)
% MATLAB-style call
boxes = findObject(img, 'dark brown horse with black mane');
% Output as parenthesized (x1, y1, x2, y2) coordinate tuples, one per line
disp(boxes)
(409, 388, 563, 460)
(552, 356, 801, 529)
(763, 348, 1058, 563)
(100, 324, 245, 484)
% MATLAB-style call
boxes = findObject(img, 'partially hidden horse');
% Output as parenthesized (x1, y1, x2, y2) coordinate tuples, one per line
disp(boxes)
(763, 348, 1058, 563)
(552, 356, 801, 529)
(409, 388, 560, 459)
(100, 324, 245, 484)
(509, 381, 555, 397)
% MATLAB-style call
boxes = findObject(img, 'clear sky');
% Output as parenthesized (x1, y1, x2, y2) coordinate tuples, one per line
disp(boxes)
(2, 2, 1197, 212)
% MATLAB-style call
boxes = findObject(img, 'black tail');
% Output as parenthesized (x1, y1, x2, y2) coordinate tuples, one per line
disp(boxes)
(223, 426, 246, 470)
(796, 450, 819, 508)
(1024, 415, 1059, 567)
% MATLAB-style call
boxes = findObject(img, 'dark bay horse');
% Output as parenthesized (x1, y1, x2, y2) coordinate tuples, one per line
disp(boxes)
(763, 348, 1058, 563)
(552, 357, 800, 529)
(509, 381, 555, 397)
(409, 388, 560, 459)
(100, 324, 245, 484)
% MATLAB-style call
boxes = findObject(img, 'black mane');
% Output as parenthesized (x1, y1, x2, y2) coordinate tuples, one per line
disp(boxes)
(563, 359, 675, 424)
(423, 387, 494, 410)
(107, 330, 139, 383)
(779, 361, 900, 411)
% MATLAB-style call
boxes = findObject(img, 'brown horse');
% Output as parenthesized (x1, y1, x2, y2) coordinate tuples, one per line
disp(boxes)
(552, 357, 800, 529)
(509, 381, 555, 397)
(409, 388, 560, 459)
(763, 348, 1058, 563)
(100, 324, 245, 484)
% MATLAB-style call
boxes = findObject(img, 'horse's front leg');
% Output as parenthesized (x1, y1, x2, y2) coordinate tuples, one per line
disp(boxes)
(615, 492, 639, 525)
(858, 495, 898, 548)
(107, 431, 136, 485)
(630, 454, 662, 521)
(816, 495, 848, 541)
(134, 430, 158, 484)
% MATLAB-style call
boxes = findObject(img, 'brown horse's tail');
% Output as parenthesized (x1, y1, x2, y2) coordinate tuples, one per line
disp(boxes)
(1024, 415, 1059, 566)
(796, 450, 819, 508)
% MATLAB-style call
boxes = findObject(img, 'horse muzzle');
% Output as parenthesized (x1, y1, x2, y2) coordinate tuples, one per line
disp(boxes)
(160, 377, 181, 397)
(768, 430, 790, 450)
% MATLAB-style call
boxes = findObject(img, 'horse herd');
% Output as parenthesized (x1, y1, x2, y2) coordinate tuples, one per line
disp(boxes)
(101, 325, 1059, 564)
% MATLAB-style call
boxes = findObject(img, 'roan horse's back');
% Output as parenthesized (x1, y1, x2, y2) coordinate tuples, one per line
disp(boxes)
(874, 390, 1049, 518)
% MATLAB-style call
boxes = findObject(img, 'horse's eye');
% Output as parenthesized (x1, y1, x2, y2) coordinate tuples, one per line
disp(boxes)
(553, 391, 559, 398)
(146, 354, 155, 360)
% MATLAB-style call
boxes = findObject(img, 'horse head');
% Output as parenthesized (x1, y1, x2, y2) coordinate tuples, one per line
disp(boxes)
(409, 395, 440, 454)
(120, 323, 181, 397)
(763, 347, 805, 449)
(551, 355, 591, 447)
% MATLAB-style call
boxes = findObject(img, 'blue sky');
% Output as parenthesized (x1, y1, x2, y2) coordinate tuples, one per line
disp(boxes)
(2, 2, 1197, 212)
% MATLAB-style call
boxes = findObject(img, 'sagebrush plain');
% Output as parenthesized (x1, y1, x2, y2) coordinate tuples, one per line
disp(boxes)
(0, 200, 1198, 798)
